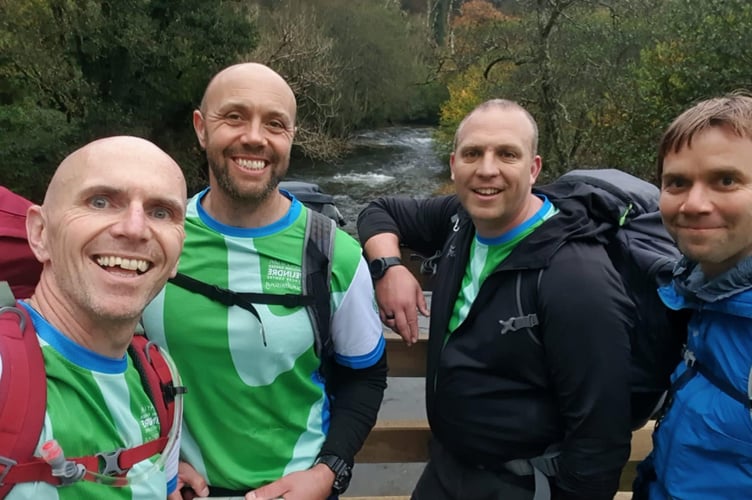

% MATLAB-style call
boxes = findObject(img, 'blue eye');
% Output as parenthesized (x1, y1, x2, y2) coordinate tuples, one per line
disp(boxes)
(152, 207, 171, 220)
(90, 196, 109, 209)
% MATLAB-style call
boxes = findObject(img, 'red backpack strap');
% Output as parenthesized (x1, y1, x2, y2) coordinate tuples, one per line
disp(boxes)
(128, 334, 184, 440)
(0, 296, 46, 497)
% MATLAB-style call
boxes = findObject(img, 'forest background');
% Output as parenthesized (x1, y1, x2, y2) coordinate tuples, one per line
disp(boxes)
(2, 0, 751, 201)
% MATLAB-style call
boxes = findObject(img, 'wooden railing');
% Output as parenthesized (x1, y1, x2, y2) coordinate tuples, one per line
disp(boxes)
(344, 330, 653, 500)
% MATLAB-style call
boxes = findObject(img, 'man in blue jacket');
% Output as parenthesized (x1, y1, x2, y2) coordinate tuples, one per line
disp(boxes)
(357, 99, 633, 500)
(634, 94, 752, 498)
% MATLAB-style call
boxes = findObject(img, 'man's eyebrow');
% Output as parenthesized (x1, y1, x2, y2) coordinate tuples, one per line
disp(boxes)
(78, 185, 122, 199)
(215, 101, 293, 123)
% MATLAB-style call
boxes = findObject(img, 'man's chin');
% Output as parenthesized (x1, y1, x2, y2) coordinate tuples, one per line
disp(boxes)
(89, 301, 147, 324)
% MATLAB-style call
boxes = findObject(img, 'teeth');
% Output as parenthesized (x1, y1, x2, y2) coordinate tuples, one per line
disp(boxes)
(96, 256, 150, 273)
(476, 188, 500, 195)
(236, 158, 265, 170)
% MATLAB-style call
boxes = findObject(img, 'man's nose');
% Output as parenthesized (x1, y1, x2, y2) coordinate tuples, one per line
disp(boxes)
(112, 204, 150, 239)
(477, 151, 499, 176)
(681, 184, 713, 214)
(239, 119, 267, 146)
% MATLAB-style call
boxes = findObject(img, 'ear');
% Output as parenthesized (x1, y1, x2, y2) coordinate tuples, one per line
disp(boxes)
(25, 205, 50, 264)
(449, 152, 456, 181)
(530, 155, 542, 184)
(193, 110, 207, 149)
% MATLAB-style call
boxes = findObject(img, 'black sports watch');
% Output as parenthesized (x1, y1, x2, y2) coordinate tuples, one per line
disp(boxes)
(368, 256, 402, 281)
(313, 454, 352, 494)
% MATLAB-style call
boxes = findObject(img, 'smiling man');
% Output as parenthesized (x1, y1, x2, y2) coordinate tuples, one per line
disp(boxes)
(357, 99, 633, 500)
(141, 63, 386, 500)
(4, 136, 187, 499)
(633, 94, 752, 499)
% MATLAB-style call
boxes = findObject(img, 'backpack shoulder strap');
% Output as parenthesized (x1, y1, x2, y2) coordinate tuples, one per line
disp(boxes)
(498, 269, 543, 344)
(0, 296, 184, 490)
(128, 335, 185, 440)
(302, 208, 335, 366)
(0, 281, 47, 497)
(502, 271, 563, 500)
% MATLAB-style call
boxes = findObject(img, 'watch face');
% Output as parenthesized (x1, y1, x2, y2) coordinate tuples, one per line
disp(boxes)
(370, 257, 401, 280)
(369, 258, 386, 279)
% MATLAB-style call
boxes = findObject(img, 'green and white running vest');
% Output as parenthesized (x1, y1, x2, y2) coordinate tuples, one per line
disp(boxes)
(142, 190, 384, 490)
(6, 303, 178, 500)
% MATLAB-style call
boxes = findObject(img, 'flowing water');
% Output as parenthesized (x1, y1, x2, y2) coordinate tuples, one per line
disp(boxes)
(287, 126, 441, 495)
(286, 126, 448, 236)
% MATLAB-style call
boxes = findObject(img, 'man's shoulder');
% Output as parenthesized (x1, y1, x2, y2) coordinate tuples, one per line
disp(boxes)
(543, 239, 613, 283)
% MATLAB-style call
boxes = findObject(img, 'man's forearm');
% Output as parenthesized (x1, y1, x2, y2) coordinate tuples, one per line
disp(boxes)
(363, 233, 401, 261)
(318, 352, 388, 464)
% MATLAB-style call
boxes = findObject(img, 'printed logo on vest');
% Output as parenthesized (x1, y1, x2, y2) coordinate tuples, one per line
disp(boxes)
(139, 404, 160, 440)
(265, 260, 302, 292)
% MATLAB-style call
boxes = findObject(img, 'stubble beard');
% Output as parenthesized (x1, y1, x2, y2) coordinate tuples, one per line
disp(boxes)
(208, 154, 284, 208)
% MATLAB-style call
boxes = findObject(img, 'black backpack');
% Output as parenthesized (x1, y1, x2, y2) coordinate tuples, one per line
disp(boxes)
(496, 169, 686, 500)
(534, 169, 684, 430)
(280, 181, 346, 227)
(168, 183, 341, 384)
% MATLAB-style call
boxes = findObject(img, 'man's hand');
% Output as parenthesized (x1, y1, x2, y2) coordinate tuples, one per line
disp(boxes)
(376, 265, 429, 345)
(176, 461, 209, 499)
(245, 464, 334, 500)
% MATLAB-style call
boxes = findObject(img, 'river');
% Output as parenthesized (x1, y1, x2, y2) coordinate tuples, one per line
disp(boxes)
(286, 126, 449, 236)
(287, 126, 439, 496)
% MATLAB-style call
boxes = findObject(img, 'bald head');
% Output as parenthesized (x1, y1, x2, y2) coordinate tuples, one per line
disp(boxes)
(44, 136, 186, 215)
(200, 62, 297, 123)
(454, 99, 539, 155)
(26, 136, 187, 354)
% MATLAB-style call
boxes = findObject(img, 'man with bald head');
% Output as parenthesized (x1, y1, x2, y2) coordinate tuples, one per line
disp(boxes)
(3, 136, 187, 499)
(142, 63, 386, 499)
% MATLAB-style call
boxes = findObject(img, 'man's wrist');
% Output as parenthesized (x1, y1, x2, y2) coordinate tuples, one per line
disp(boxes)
(312, 454, 352, 494)
(368, 256, 403, 281)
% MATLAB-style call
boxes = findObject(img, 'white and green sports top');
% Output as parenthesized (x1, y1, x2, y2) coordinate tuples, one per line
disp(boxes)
(448, 196, 558, 335)
(142, 189, 384, 490)
(5, 302, 179, 500)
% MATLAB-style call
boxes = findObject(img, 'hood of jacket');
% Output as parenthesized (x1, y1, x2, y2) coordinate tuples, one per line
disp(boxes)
(659, 255, 752, 319)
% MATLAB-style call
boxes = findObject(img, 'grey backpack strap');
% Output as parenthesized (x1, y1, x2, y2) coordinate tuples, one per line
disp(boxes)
(0, 281, 16, 307)
(301, 209, 336, 361)
(505, 269, 543, 345)
(502, 445, 561, 500)
(504, 270, 560, 500)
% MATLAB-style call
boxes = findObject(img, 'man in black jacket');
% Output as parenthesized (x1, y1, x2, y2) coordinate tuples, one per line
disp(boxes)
(357, 99, 632, 500)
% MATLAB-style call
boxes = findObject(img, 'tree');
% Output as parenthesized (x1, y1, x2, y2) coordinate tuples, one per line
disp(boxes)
(436, 0, 661, 179)
(249, 0, 444, 160)
(604, 0, 752, 176)
(0, 0, 257, 198)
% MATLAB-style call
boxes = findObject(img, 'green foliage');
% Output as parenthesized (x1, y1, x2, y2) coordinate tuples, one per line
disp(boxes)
(434, 0, 675, 180)
(435, 65, 491, 158)
(0, 104, 78, 203)
(0, 0, 256, 197)
(605, 0, 752, 178)
(250, 0, 445, 160)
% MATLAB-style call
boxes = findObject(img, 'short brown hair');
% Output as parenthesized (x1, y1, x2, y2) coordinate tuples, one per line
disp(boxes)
(657, 93, 752, 179)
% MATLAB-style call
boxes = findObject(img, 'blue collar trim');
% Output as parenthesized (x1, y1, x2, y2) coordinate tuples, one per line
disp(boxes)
(476, 195, 554, 246)
(18, 302, 127, 374)
(195, 188, 302, 238)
